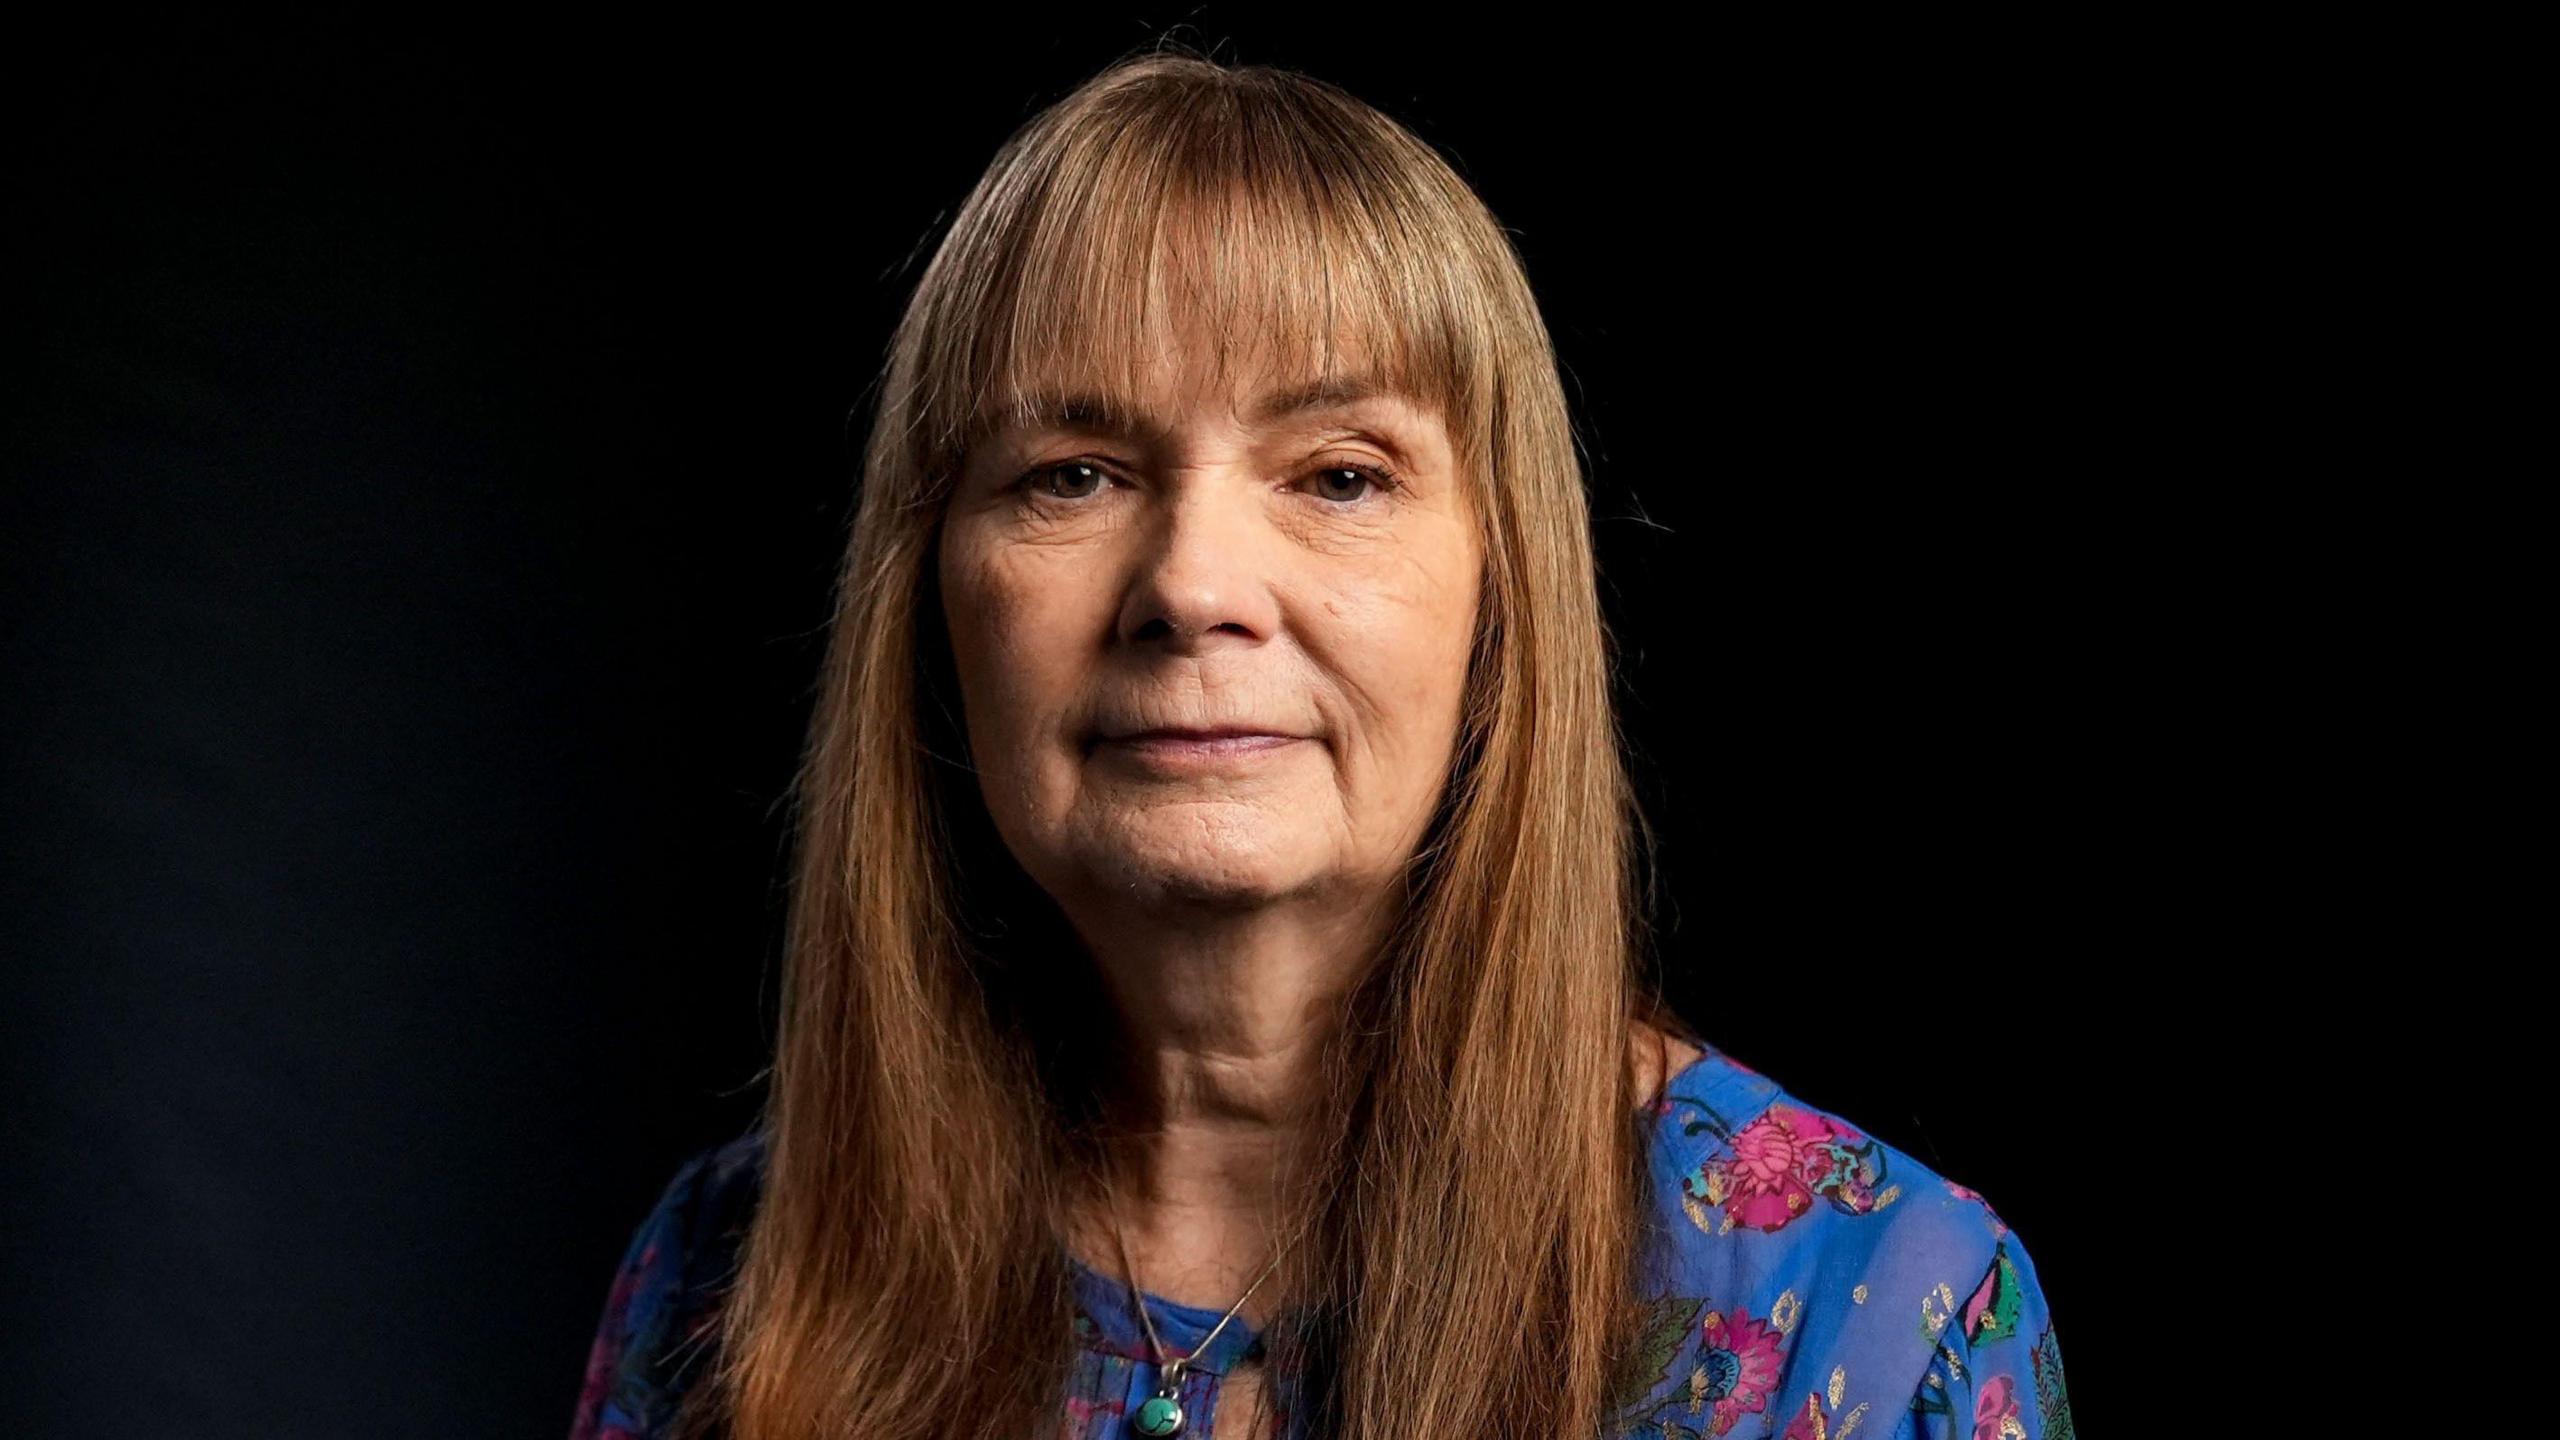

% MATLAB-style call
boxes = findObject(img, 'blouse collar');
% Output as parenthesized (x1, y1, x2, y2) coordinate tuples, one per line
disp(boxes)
(1067, 1251, 1271, 1375)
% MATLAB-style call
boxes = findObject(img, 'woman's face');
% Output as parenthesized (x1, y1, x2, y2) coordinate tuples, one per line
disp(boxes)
(936, 338, 1483, 920)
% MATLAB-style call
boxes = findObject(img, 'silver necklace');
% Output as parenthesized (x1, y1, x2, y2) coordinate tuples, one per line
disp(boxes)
(1104, 1179, 1289, 1439)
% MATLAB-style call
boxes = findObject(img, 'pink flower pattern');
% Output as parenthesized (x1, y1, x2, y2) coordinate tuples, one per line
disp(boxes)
(1972, 1373, 2023, 1440)
(1693, 1101, 1892, 1234)
(1694, 1308, 1787, 1436)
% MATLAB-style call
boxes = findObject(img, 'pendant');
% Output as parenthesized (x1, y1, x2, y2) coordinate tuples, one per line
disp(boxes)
(1131, 1391, 1185, 1437)
(1132, 1358, 1189, 1437)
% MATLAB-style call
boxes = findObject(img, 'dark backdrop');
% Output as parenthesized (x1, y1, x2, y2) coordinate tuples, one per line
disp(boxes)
(2, 14, 2192, 1437)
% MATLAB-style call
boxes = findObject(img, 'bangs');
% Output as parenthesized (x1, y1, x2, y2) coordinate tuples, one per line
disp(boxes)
(915, 76, 1488, 485)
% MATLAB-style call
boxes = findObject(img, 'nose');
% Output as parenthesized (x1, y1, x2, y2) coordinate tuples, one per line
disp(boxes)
(1114, 479, 1282, 654)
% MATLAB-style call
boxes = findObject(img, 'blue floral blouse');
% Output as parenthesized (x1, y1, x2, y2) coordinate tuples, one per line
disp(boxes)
(567, 1042, 2074, 1439)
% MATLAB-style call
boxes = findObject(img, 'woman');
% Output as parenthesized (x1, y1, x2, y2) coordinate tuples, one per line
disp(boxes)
(567, 48, 2071, 1440)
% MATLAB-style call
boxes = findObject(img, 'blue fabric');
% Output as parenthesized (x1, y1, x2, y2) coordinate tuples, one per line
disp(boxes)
(567, 1043, 2073, 1439)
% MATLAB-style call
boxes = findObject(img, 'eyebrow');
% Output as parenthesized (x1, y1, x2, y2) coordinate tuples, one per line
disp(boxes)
(991, 371, 1410, 445)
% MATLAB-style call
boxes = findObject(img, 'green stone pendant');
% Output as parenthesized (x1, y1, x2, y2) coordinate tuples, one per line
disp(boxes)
(1132, 1392, 1185, 1437)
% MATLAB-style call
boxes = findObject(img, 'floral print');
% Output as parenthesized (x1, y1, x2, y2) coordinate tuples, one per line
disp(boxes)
(1618, 1046, 2071, 1439)
(568, 1043, 2072, 1439)
(570, 1234, 647, 1439)
(1690, 1308, 1787, 1434)
(1686, 1101, 1897, 1234)
(565, 1138, 758, 1440)
(1900, 1234, 2073, 1440)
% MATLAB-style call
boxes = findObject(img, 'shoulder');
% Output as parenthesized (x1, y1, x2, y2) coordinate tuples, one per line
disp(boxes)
(621, 1129, 770, 1299)
(1616, 1045, 2062, 1438)
(569, 1130, 769, 1440)
(671, 1128, 770, 1253)
(1650, 1046, 2016, 1263)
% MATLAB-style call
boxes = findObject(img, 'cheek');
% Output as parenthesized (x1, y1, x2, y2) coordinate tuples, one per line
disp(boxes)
(1323, 548, 1481, 754)
(940, 540, 1092, 753)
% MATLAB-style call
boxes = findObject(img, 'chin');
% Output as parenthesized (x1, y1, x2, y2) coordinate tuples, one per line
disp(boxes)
(1083, 834, 1311, 910)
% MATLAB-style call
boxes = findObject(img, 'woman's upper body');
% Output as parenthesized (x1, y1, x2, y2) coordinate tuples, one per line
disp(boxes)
(589, 49, 2076, 1440)
(567, 1037, 2073, 1440)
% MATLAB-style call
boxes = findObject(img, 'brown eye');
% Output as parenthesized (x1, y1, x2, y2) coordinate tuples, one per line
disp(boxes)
(1022, 461, 1109, 500)
(1306, 463, 1399, 505)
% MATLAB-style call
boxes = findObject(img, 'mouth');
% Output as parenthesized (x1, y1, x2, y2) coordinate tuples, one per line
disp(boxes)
(1097, 725, 1301, 743)
(1089, 727, 1311, 769)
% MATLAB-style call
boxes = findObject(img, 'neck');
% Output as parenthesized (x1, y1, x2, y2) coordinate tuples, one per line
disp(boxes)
(1084, 935, 1360, 1210)
(1059, 888, 1394, 1304)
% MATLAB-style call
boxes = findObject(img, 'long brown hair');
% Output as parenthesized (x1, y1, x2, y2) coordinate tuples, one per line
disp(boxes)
(673, 42, 1698, 1440)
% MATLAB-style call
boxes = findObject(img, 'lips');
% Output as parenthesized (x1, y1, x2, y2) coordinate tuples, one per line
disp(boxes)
(1093, 729, 1308, 769)
(1102, 725, 1299, 743)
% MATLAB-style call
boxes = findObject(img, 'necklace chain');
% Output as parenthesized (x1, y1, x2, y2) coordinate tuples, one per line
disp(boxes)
(1102, 1172, 1291, 1387)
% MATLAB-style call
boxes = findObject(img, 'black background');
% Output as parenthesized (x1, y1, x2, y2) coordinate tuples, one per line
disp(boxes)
(1, 13, 2205, 1436)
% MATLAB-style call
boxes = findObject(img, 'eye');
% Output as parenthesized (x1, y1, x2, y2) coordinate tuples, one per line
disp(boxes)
(1302, 461, 1402, 505)
(1015, 460, 1112, 502)
(1009, 457, 1403, 508)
